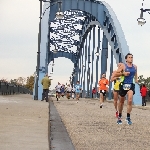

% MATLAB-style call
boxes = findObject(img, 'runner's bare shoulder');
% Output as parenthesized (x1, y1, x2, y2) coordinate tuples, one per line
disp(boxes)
(117, 63, 125, 71)
(117, 63, 122, 67)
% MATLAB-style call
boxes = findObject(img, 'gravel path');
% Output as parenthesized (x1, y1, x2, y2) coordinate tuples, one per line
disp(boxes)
(52, 98, 150, 150)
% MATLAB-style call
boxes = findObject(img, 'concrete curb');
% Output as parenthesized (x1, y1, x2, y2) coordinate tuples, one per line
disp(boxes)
(48, 98, 51, 150)
(49, 100, 75, 150)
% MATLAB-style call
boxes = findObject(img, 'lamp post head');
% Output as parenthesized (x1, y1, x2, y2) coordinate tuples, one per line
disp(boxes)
(55, 1, 64, 19)
(137, 8, 146, 26)
(53, 46, 58, 53)
(56, 11, 64, 19)
(95, 52, 100, 56)
(137, 18, 146, 26)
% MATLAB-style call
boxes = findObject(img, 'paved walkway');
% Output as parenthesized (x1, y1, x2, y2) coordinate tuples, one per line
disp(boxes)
(0, 94, 49, 150)
(52, 97, 150, 150)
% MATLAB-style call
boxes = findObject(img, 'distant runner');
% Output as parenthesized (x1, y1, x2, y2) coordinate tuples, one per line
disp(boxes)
(112, 77, 124, 117)
(66, 84, 72, 99)
(111, 64, 124, 117)
(55, 82, 62, 101)
(98, 73, 109, 108)
(74, 81, 82, 103)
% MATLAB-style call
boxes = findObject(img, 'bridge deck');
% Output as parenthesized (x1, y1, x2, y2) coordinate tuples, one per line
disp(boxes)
(52, 97, 150, 150)
(1, 95, 150, 150)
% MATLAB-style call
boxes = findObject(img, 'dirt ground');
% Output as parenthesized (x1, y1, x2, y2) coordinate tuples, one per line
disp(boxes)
(0, 94, 49, 150)
(53, 97, 150, 150)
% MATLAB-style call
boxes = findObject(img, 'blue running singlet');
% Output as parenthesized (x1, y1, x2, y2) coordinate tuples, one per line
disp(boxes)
(61, 87, 65, 93)
(123, 64, 136, 84)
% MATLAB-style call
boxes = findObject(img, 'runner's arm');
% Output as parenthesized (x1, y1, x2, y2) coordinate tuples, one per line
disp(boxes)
(107, 79, 109, 85)
(116, 63, 124, 73)
(113, 63, 126, 77)
(110, 71, 122, 82)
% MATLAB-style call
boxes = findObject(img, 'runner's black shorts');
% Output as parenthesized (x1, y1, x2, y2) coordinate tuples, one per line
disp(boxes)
(56, 91, 61, 94)
(100, 90, 106, 96)
(113, 89, 119, 93)
(119, 83, 135, 97)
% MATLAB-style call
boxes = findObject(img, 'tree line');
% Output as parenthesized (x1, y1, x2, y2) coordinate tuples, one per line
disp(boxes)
(0, 75, 34, 91)
(1, 74, 149, 92)
(138, 75, 150, 89)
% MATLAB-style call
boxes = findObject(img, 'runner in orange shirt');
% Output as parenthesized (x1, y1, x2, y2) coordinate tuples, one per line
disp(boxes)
(98, 73, 109, 108)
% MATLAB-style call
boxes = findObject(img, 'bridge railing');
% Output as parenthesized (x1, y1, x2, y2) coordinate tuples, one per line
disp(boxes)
(0, 81, 32, 95)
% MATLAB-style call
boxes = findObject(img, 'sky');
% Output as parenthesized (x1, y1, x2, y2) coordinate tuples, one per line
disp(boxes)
(0, 0, 150, 89)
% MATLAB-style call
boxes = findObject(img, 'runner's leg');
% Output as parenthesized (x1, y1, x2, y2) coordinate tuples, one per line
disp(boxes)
(144, 96, 146, 106)
(126, 90, 134, 125)
(113, 90, 119, 117)
(100, 93, 104, 108)
(142, 96, 144, 106)
(117, 83, 126, 124)
(58, 92, 61, 100)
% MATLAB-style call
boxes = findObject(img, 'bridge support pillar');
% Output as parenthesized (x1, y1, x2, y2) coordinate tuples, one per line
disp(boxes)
(79, 47, 81, 84)
(37, 69, 45, 100)
(74, 62, 78, 85)
(95, 27, 100, 93)
(133, 84, 142, 105)
(80, 47, 83, 91)
(87, 30, 91, 98)
(90, 26, 95, 98)
(108, 50, 113, 100)
(84, 38, 88, 97)
(83, 42, 86, 97)
(101, 32, 108, 76)
(33, 75, 37, 100)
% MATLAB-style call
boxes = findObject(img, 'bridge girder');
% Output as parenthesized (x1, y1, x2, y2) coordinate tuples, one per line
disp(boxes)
(33, 0, 141, 105)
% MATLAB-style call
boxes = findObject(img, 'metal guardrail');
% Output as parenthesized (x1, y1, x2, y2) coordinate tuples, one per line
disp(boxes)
(0, 81, 32, 95)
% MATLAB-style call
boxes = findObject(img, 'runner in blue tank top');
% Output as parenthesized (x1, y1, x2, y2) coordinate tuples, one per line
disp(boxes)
(112, 53, 138, 125)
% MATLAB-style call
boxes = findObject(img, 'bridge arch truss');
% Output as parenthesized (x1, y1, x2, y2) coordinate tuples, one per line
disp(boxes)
(33, 0, 141, 105)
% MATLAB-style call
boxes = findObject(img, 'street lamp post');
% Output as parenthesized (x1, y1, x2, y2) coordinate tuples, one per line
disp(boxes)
(35, 0, 42, 100)
(55, 1, 64, 19)
(69, 76, 72, 84)
(137, 8, 150, 26)
(95, 47, 101, 56)
(53, 44, 58, 53)
(87, 62, 91, 98)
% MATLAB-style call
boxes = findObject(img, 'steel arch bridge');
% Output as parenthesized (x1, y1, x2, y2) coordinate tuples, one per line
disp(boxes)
(33, 0, 141, 105)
